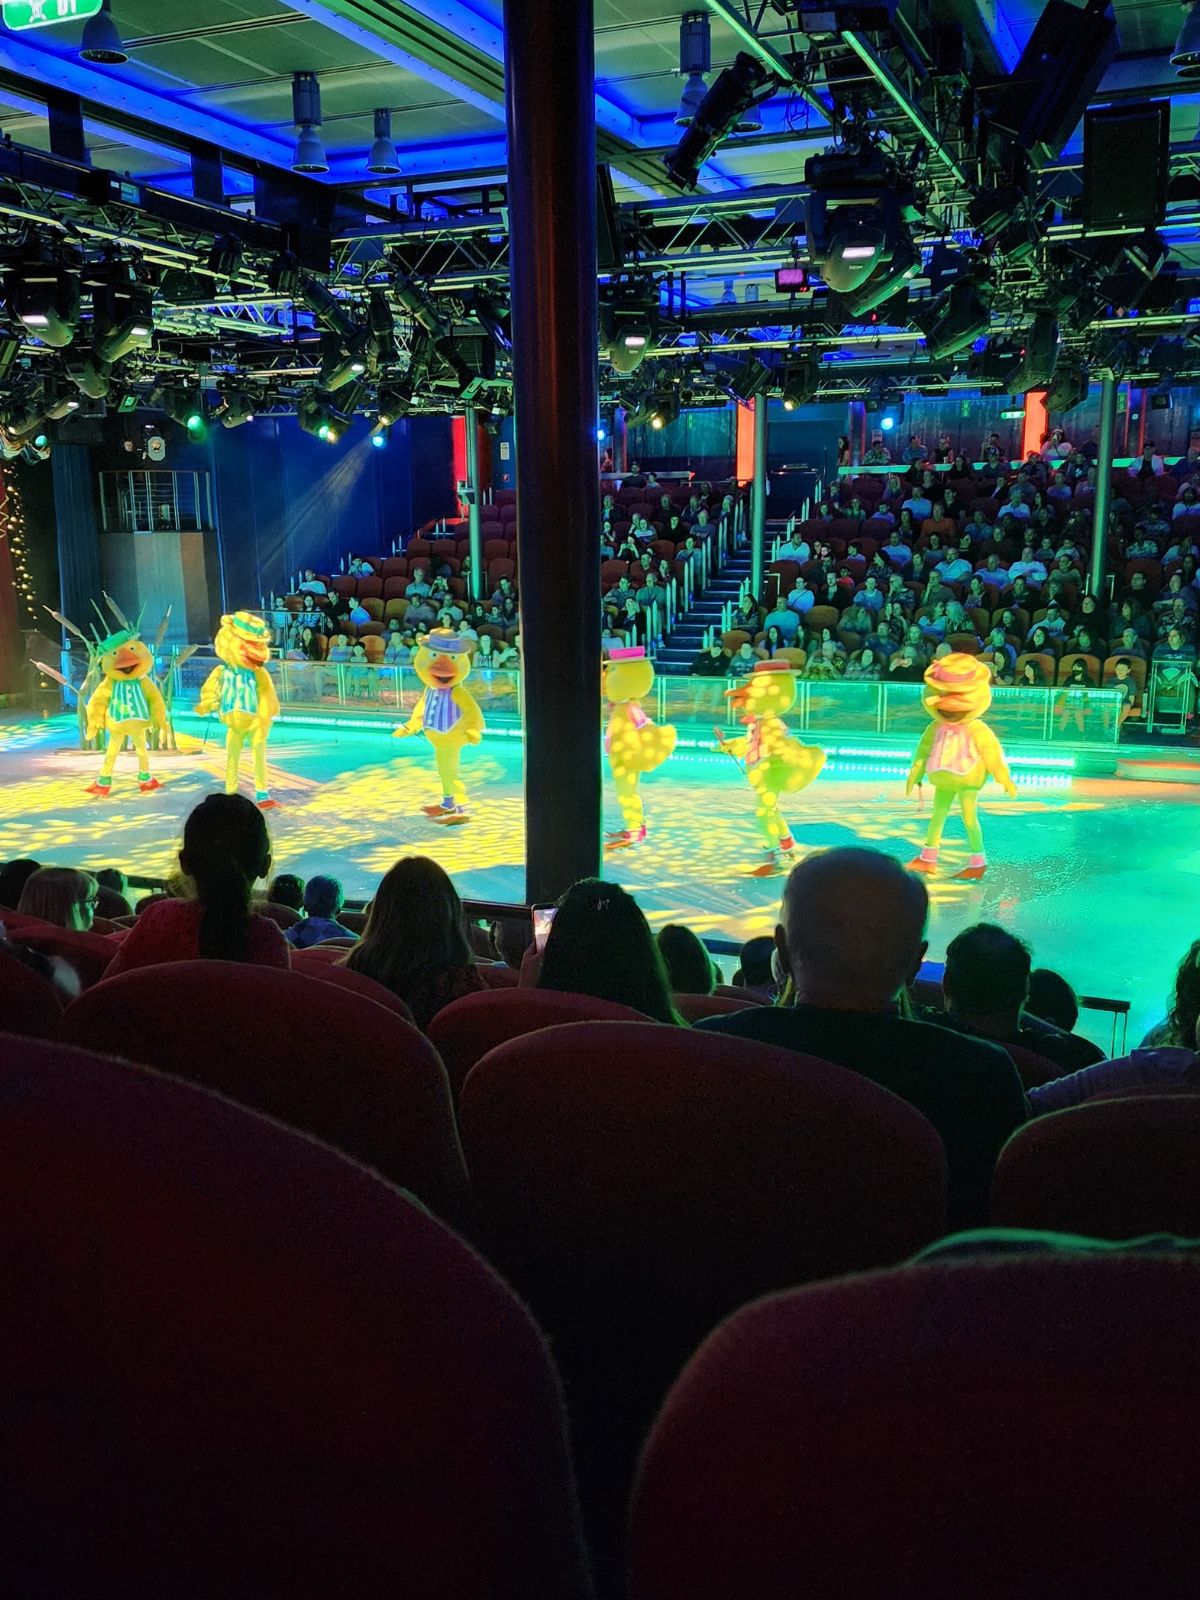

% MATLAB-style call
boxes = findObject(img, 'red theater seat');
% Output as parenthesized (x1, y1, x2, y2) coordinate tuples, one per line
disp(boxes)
(288, 954, 415, 1023)
(15, 927, 117, 991)
(62, 962, 471, 1229)
(428, 987, 648, 1103)
(355, 575, 383, 599)
(990, 1095, 1200, 1239)
(476, 963, 521, 989)
(330, 575, 356, 597)
(0, 949, 64, 1039)
(460, 1021, 946, 1564)
(672, 992, 761, 1023)
(0, 1034, 590, 1599)
(629, 1253, 1200, 1600)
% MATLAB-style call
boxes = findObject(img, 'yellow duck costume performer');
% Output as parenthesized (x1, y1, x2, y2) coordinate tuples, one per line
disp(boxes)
(393, 628, 484, 823)
(906, 652, 1016, 880)
(84, 626, 168, 797)
(603, 646, 676, 850)
(197, 611, 280, 809)
(716, 660, 826, 876)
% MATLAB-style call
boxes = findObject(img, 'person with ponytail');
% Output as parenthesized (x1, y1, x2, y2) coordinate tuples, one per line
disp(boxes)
(106, 794, 289, 975)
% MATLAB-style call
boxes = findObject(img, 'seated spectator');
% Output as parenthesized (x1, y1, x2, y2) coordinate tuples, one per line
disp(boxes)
(106, 795, 289, 975)
(268, 873, 305, 913)
(901, 489, 933, 523)
(840, 599, 873, 635)
(535, 878, 682, 1024)
(863, 436, 891, 466)
(922, 504, 957, 546)
(756, 625, 790, 661)
(1027, 967, 1082, 1035)
(785, 577, 815, 616)
(1001, 486, 1031, 521)
(845, 646, 882, 680)
(93, 866, 133, 919)
(695, 848, 1028, 1227)
(404, 596, 437, 629)
(988, 648, 1014, 685)
(940, 923, 1103, 1074)
(728, 640, 757, 678)
(404, 565, 432, 599)
(761, 606, 800, 642)
(733, 934, 777, 999)
(657, 923, 717, 995)
(1129, 442, 1166, 478)
(490, 915, 531, 971)
(297, 568, 327, 596)
(286, 875, 355, 949)
(854, 575, 885, 616)
(601, 624, 628, 656)
(1152, 626, 1197, 666)
(17, 867, 97, 931)
(344, 856, 485, 1028)
(692, 641, 731, 676)
(803, 639, 845, 679)
(976, 554, 1009, 590)
(886, 644, 926, 682)
(1028, 1028, 1200, 1114)
(0, 857, 41, 910)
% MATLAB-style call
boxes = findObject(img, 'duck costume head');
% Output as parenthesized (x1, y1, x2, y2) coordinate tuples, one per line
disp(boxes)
(906, 651, 1016, 881)
(84, 623, 168, 797)
(394, 628, 485, 822)
(196, 610, 280, 809)
(716, 660, 825, 876)
(602, 646, 676, 849)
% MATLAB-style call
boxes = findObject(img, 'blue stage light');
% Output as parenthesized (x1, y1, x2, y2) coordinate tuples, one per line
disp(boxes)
(371, 431, 387, 448)
(597, 426, 608, 441)
(880, 415, 895, 431)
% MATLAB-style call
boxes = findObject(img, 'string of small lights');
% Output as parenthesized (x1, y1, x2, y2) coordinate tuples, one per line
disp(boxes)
(1, 462, 37, 627)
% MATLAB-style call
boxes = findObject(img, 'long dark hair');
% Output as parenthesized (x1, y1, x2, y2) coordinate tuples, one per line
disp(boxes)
(538, 879, 683, 1024)
(657, 923, 715, 996)
(179, 794, 272, 962)
(345, 856, 471, 1008)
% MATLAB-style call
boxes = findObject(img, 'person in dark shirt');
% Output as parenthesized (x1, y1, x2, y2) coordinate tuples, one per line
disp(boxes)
(695, 848, 1027, 1228)
(939, 922, 1104, 1076)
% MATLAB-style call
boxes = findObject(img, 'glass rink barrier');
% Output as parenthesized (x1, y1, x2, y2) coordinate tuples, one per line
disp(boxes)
(163, 650, 1133, 755)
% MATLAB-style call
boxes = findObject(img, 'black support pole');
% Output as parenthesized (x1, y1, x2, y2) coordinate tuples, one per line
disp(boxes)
(505, 0, 601, 903)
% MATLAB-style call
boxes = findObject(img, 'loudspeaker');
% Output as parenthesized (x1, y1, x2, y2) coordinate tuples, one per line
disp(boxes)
(1082, 102, 1170, 232)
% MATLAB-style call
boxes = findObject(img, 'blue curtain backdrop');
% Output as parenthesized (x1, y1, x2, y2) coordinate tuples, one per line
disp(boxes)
(52, 442, 103, 625)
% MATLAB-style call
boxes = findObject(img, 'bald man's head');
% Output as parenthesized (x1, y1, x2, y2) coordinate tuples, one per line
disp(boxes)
(778, 848, 929, 1010)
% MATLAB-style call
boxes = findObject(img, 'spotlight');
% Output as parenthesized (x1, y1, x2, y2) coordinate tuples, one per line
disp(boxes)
(297, 389, 349, 444)
(41, 377, 81, 420)
(804, 145, 914, 297)
(663, 51, 779, 189)
(9, 263, 81, 349)
(675, 12, 711, 127)
(319, 329, 375, 391)
(207, 234, 245, 283)
(778, 353, 821, 410)
(79, 0, 128, 66)
(601, 277, 660, 374)
(267, 251, 304, 296)
(93, 283, 154, 364)
(647, 390, 680, 430)
(215, 391, 256, 429)
(1172, 0, 1200, 78)
(376, 381, 412, 426)
(880, 413, 896, 432)
(366, 108, 401, 175)
(371, 426, 390, 448)
(291, 72, 329, 174)
(723, 358, 772, 402)
(67, 354, 112, 400)
(157, 388, 208, 436)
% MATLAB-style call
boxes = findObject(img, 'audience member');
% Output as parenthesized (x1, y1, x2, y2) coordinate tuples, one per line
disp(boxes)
(939, 923, 1103, 1074)
(344, 855, 485, 1028)
(694, 848, 1028, 1226)
(17, 867, 97, 931)
(1028, 1012, 1200, 1113)
(1027, 966, 1083, 1034)
(535, 878, 683, 1024)
(0, 857, 40, 910)
(732, 934, 777, 1000)
(286, 875, 355, 949)
(657, 923, 717, 995)
(106, 795, 288, 974)
(268, 873, 305, 913)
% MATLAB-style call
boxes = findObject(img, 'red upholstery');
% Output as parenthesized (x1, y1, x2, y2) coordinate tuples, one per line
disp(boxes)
(460, 1021, 946, 1568)
(1004, 1039, 1063, 1090)
(990, 1096, 1200, 1238)
(286, 943, 344, 962)
(0, 949, 64, 1039)
(14, 926, 117, 990)
(62, 962, 470, 1229)
(288, 954, 415, 1022)
(428, 986, 647, 1102)
(672, 992, 760, 1022)
(0, 1033, 590, 1598)
(0, 908, 54, 932)
(629, 1255, 1200, 1600)
(711, 983, 769, 1005)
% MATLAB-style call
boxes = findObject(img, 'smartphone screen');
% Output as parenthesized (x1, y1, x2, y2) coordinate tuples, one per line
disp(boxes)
(531, 904, 557, 953)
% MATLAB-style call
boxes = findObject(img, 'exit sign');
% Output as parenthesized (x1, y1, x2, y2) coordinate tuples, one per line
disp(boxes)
(2, 0, 103, 29)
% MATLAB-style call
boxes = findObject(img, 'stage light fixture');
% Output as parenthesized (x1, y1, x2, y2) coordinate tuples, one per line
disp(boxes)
(41, 376, 81, 420)
(207, 234, 245, 283)
(80, 0, 128, 66)
(319, 329, 375, 392)
(723, 358, 772, 403)
(778, 353, 822, 410)
(366, 109, 401, 175)
(371, 426, 390, 448)
(375, 381, 412, 427)
(10, 263, 81, 349)
(1043, 359, 1089, 413)
(93, 283, 154, 365)
(663, 51, 779, 189)
(647, 389, 681, 430)
(215, 391, 256, 429)
(67, 354, 112, 400)
(919, 273, 993, 361)
(267, 251, 304, 296)
(804, 146, 914, 298)
(675, 12, 712, 127)
(1172, 1, 1200, 78)
(601, 278, 660, 374)
(297, 389, 349, 444)
(291, 72, 329, 175)
(156, 387, 207, 436)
